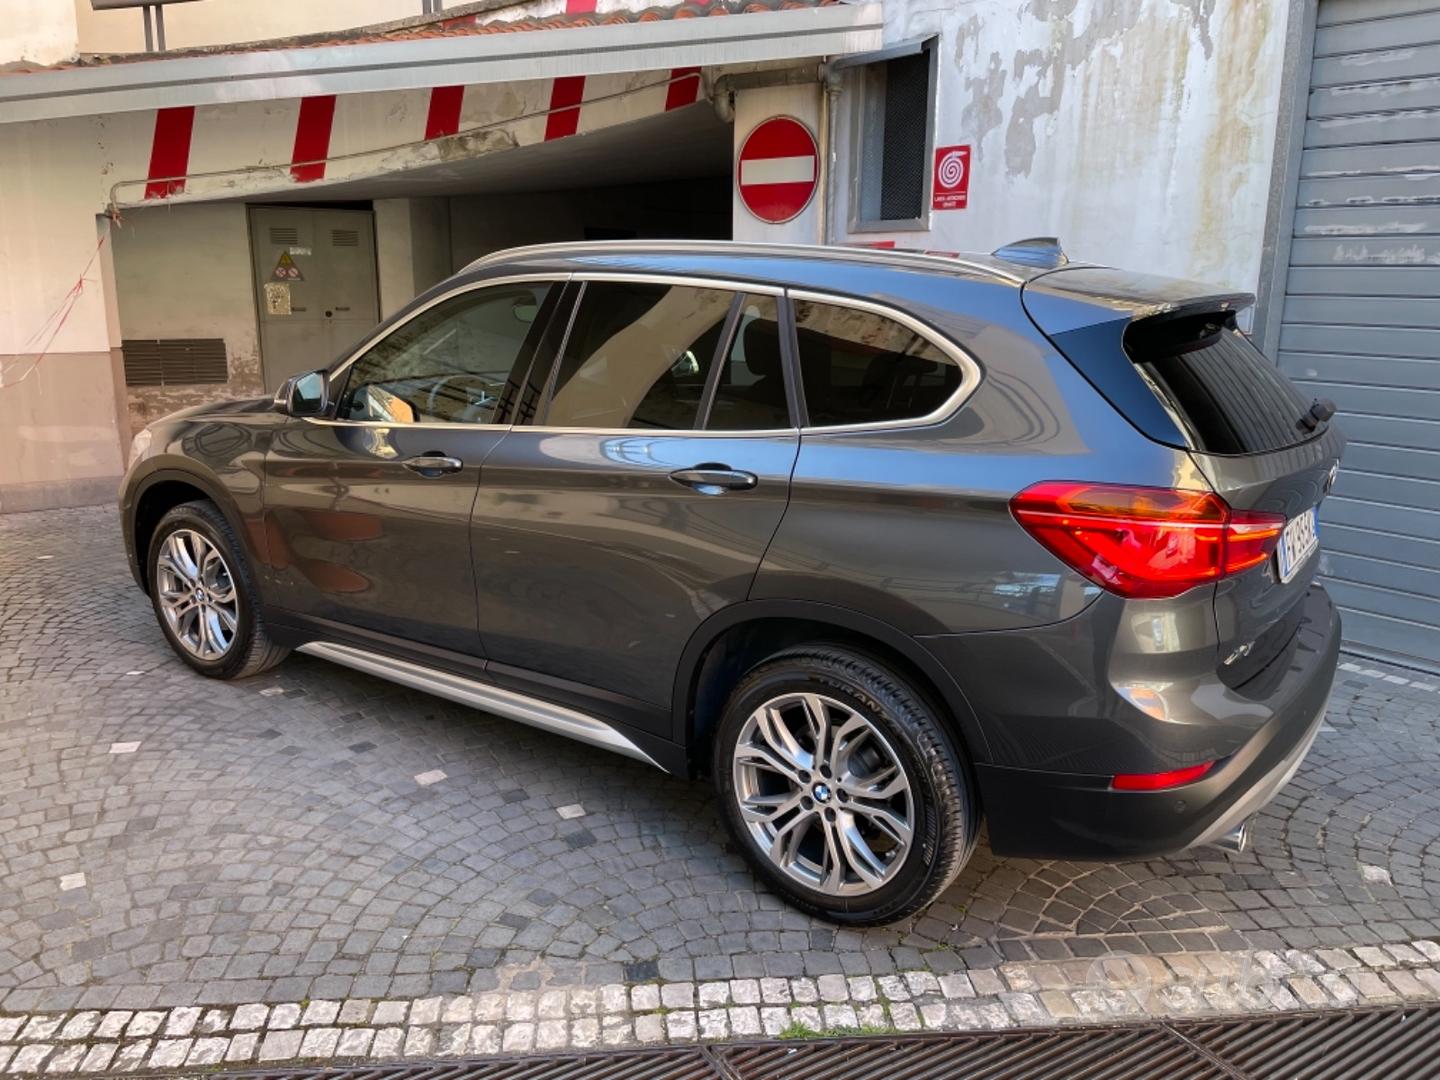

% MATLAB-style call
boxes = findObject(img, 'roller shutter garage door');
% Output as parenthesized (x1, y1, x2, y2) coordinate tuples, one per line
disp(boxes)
(1279, 0, 1440, 668)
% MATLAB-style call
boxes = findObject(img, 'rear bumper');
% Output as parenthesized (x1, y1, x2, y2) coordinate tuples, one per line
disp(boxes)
(946, 583, 1340, 859)
(1187, 700, 1323, 850)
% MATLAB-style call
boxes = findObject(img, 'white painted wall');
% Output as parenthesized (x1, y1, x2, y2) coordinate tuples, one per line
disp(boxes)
(2, 0, 79, 66)
(73, 0, 442, 55)
(0, 115, 131, 506)
(828, 0, 1292, 294)
(0, 115, 132, 359)
(69, 0, 646, 56)
(0, 213, 125, 506)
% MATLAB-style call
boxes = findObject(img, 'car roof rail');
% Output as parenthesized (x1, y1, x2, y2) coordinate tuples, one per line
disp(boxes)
(991, 237, 1069, 270)
(462, 240, 1029, 285)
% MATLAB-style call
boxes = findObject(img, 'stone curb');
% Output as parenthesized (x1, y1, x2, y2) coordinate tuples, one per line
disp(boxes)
(3, 941, 1439, 1073)
(1338, 659, 1440, 695)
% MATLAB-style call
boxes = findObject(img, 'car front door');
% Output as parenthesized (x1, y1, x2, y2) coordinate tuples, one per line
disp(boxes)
(262, 276, 568, 656)
(470, 278, 800, 731)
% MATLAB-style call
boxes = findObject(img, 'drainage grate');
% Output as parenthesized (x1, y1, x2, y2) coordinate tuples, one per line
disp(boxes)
(717, 1028, 1223, 1080)
(115, 1006, 1440, 1080)
(208, 1048, 717, 1080)
(1176, 1004, 1440, 1079)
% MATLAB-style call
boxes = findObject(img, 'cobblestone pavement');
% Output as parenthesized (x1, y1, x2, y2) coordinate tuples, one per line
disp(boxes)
(4, 505, 1440, 1072)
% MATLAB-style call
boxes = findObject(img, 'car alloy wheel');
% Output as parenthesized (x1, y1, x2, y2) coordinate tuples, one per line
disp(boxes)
(154, 528, 239, 661)
(731, 691, 915, 897)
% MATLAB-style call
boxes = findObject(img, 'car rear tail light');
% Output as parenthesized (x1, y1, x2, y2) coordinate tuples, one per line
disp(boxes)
(1009, 481, 1285, 599)
(1111, 760, 1216, 791)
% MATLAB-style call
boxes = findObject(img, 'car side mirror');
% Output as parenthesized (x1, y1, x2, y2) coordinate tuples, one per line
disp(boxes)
(280, 370, 329, 417)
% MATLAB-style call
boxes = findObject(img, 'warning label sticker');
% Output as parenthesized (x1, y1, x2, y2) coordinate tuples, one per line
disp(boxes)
(263, 282, 292, 316)
(271, 251, 304, 282)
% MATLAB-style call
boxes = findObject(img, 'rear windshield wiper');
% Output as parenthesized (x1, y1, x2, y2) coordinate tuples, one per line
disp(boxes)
(1298, 397, 1336, 433)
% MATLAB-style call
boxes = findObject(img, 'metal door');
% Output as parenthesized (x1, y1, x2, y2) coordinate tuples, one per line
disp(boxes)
(250, 206, 380, 391)
(1277, 0, 1440, 668)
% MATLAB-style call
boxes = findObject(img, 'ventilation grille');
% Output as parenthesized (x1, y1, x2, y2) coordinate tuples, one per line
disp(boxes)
(268, 226, 299, 246)
(122, 338, 228, 388)
(331, 228, 360, 247)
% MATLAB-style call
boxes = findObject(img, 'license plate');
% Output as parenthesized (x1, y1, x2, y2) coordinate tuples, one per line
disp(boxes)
(1276, 507, 1319, 584)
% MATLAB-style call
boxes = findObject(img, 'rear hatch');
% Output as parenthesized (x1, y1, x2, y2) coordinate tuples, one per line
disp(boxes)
(1022, 266, 1345, 685)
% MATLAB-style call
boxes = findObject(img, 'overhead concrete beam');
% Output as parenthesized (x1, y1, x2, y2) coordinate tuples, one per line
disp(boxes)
(0, 4, 884, 124)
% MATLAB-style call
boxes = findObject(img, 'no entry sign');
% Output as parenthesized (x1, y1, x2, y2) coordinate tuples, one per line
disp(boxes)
(737, 117, 819, 224)
(932, 145, 971, 211)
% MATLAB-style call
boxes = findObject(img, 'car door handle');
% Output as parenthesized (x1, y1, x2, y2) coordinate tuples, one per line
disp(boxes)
(402, 454, 464, 476)
(669, 465, 758, 493)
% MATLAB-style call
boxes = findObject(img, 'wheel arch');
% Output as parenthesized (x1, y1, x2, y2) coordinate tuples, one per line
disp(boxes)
(127, 465, 252, 594)
(674, 600, 992, 777)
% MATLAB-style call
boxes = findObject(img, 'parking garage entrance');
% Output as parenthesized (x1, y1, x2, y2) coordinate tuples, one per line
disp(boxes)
(112, 102, 736, 429)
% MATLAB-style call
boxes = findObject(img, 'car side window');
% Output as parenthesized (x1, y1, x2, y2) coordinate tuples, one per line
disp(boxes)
(705, 295, 791, 431)
(337, 282, 555, 425)
(793, 299, 961, 427)
(543, 281, 734, 430)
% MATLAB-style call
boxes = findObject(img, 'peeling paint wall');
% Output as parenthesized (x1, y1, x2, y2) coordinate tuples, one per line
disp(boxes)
(110, 203, 264, 432)
(833, 0, 1291, 294)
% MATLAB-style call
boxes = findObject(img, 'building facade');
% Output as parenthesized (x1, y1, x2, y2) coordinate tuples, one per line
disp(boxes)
(1, 0, 1435, 670)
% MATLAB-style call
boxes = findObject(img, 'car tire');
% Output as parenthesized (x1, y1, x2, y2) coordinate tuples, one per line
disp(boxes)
(713, 645, 978, 925)
(147, 500, 289, 680)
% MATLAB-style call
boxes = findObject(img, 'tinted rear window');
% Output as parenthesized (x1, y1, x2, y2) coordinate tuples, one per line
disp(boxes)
(1125, 315, 1314, 455)
(793, 299, 961, 427)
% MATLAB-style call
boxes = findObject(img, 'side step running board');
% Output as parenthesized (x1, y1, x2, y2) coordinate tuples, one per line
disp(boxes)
(296, 641, 661, 770)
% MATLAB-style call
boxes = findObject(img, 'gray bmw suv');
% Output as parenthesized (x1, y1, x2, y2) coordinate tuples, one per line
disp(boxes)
(120, 240, 1343, 924)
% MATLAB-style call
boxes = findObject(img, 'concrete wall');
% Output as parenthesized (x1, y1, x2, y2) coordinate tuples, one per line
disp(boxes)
(68, 0, 642, 57)
(450, 194, 586, 268)
(3, 1, 78, 66)
(0, 117, 132, 511)
(449, 179, 731, 267)
(72, 1, 478, 56)
(375, 197, 453, 319)
(111, 202, 264, 432)
(825, 0, 1292, 295)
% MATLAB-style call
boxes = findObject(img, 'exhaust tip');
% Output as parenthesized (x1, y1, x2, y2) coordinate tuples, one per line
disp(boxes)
(1212, 817, 1252, 855)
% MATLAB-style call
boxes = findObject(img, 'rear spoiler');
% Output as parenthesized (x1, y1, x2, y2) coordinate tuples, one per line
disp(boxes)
(1020, 266, 1256, 448)
(1022, 265, 1253, 335)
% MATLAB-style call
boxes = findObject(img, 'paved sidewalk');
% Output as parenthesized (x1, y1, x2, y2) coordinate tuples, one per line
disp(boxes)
(4, 505, 1440, 1073)
(2, 937, 1440, 1072)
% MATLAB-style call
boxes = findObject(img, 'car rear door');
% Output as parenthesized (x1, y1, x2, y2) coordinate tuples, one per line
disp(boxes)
(469, 276, 800, 730)
(262, 276, 568, 656)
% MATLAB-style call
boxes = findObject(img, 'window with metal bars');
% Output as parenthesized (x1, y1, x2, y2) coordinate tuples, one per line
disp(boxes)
(853, 41, 936, 229)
